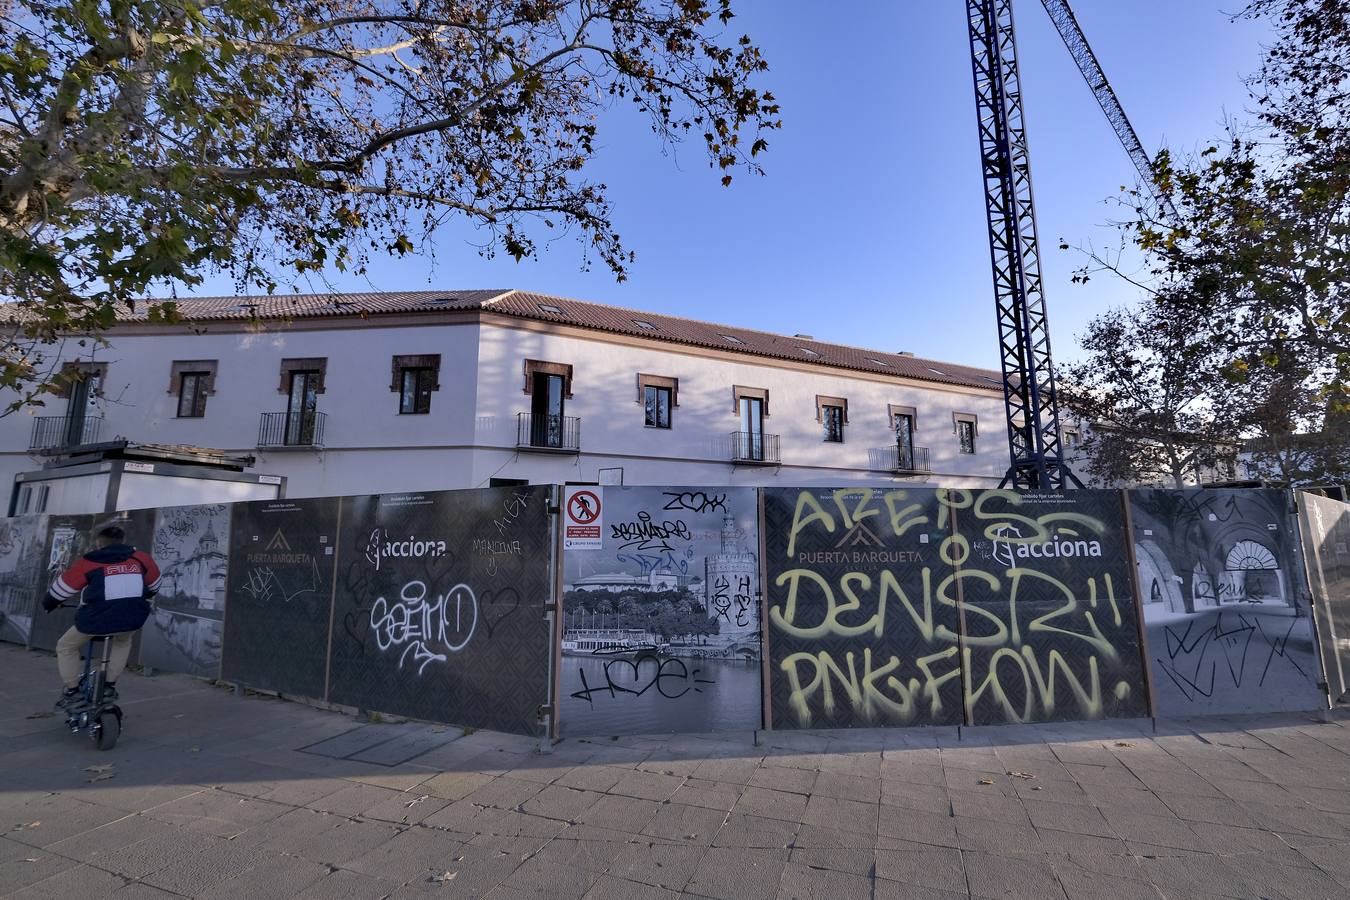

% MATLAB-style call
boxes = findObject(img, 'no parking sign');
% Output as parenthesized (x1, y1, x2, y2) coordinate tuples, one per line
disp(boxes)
(563, 487, 603, 550)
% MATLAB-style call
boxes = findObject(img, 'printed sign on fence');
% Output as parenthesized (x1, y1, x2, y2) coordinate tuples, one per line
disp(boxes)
(564, 487, 603, 550)
(220, 497, 339, 699)
(327, 487, 552, 734)
(560, 487, 761, 735)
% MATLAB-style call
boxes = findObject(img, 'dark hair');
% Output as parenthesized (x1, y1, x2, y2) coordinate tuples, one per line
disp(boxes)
(96, 525, 125, 542)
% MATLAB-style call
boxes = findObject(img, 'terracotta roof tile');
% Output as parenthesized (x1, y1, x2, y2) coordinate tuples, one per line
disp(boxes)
(100, 288, 1003, 392)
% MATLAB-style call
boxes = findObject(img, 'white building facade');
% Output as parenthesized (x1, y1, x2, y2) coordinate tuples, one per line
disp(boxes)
(1, 289, 1013, 506)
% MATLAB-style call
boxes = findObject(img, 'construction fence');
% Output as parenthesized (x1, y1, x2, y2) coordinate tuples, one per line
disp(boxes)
(0, 485, 1343, 738)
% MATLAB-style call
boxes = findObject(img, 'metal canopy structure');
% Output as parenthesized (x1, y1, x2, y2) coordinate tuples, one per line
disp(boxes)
(964, 0, 1168, 489)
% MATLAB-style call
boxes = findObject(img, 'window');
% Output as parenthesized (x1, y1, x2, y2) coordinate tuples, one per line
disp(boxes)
(799, 347, 820, 358)
(719, 334, 746, 345)
(890, 405, 917, 465)
(524, 360, 573, 449)
(390, 354, 440, 414)
(1063, 428, 1080, 450)
(644, 386, 672, 428)
(958, 420, 976, 454)
(177, 372, 210, 417)
(169, 360, 217, 417)
(822, 405, 845, 442)
(632, 319, 657, 330)
(399, 368, 436, 414)
(637, 374, 678, 429)
(538, 303, 563, 314)
(816, 395, 847, 443)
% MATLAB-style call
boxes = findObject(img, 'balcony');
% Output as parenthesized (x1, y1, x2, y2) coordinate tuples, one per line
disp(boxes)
(258, 412, 326, 449)
(30, 415, 102, 452)
(516, 412, 580, 453)
(873, 444, 931, 476)
(725, 431, 781, 466)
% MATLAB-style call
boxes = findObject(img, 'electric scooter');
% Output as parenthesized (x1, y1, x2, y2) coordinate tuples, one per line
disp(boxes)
(61, 630, 124, 751)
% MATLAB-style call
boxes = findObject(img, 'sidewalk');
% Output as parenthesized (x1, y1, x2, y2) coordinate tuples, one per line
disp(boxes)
(3, 644, 1350, 900)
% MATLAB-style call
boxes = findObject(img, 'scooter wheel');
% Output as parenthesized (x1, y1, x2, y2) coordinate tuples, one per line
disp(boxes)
(92, 710, 120, 751)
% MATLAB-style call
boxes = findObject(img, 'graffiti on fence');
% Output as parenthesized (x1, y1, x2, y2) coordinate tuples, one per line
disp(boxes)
(952, 489, 1148, 725)
(765, 487, 962, 729)
(329, 488, 551, 734)
(1132, 489, 1323, 714)
(561, 486, 760, 735)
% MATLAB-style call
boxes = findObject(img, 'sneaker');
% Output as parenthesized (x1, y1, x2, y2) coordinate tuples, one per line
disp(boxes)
(55, 688, 80, 710)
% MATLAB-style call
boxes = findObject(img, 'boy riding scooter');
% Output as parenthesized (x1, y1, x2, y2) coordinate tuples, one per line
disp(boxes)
(42, 524, 161, 707)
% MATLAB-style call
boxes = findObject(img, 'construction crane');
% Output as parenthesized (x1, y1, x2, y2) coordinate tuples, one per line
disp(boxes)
(965, 0, 1172, 489)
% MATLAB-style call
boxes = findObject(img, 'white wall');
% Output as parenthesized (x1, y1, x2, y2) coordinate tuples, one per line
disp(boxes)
(2, 315, 1010, 500)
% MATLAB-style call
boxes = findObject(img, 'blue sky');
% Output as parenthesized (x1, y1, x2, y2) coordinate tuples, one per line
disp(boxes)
(187, 1, 1271, 370)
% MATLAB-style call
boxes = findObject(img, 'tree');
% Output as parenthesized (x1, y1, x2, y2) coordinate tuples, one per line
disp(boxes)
(1060, 298, 1239, 488)
(0, 0, 779, 412)
(1064, 0, 1350, 484)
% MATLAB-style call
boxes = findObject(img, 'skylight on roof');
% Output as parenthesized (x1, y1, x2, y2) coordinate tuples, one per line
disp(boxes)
(928, 367, 949, 377)
(718, 334, 745, 344)
(422, 297, 456, 306)
(798, 347, 820, 358)
(223, 303, 259, 313)
(866, 357, 891, 367)
(538, 303, 563, 314)
(632, 319, 657, 330)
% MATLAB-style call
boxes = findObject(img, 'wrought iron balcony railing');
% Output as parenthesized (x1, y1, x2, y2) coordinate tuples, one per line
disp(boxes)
(29, 415, 102, 452)
(726, 431, 780, 465)
(258, 411, 326, 448)
(516, 412, 580, 452)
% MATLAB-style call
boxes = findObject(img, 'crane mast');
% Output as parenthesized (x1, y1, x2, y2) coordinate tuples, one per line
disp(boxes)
(965, 0, 1080, 489)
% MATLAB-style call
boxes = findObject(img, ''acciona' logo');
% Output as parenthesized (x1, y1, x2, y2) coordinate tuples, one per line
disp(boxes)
(991, 525, 1101, 568)
(365, 528, 448, 571)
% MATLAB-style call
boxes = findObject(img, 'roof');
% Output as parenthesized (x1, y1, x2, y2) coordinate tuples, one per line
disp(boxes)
(115, 288, 1005, 392)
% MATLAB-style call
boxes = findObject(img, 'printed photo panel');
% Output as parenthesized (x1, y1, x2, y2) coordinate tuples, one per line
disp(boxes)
(221, 497, 339, 699)
(29, 509, 156, 652)
(953, 489, 1149, 726)
(1132, 489, 1324, 715)
(560, 487, 761, 736)
(139, 504, 231, 678)
(0, 515, 48, 645)
(763, 487, 963, 730)
(1298, 492, 1350, 702)
(328, 487, 552, 735)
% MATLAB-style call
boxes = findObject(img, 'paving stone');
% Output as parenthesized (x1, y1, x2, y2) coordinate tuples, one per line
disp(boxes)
(582, 873, 680, 899)
(776, 862, 873, 900)
(519, 784, 603, 822)
(193, 853, 332, 900)
(609, 770, 686, 803)
(573, 793, 662, 834)
(787, 846, 874, 876)
(143, 789, 289, 837)
(7, 863, 126, 899)
(800, 795, 878, 834)
(1021, 798, 1115, 838)
(641, 802, 727, 844)
(0, 844, 81, 894)
(670, 779, 742, 813)
(682, 846, 787, 900)
(874, 842, 967, 894)
(486, 851, 602, 899)
(734, 787, 809, 822)
(607, 841, 706, 891)
(964, 851, 1067, 899)
(343, 823, 468, 882)
(877, 806, 958, 848)
(711, 813, 798, 849)
(289, 868, 401, 900)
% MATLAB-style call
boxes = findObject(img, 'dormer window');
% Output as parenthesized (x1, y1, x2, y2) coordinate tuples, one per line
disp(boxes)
(632, 319, 657, 330)
(538, 303, 563, 314)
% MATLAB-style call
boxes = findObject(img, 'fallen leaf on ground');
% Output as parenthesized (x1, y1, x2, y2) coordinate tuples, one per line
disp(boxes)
(172, 714, 184, 719)
(86, 774, 115, 784)
(1031, 786, 1043, 791)
(84, 765, 114, 774)
(977, 779, 995, 785)
(188, 747, 200, 753)
(429, 871, 456, 884)
(1009, 772, 1036, 779)
(404, 795, 429, 808)
(1114, 742, 1133, 748)
(26, 711, 54, 719)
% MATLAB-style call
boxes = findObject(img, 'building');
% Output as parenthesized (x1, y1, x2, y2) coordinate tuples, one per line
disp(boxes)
(1, 289, 1014, 505)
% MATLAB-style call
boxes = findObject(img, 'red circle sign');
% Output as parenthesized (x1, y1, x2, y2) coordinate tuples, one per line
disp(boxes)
(568, 490, 601, 524)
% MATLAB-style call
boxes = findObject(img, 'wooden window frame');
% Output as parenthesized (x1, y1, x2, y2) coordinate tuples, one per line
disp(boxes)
(732, 385, 769, 417)
(815, 395, 848, 424)
(888, 404, 918, 431)
(390, 354, 441, 391)
(636, 373, 679, 407)
(278, 358, 328, 394)
(523, 359, 573, 398)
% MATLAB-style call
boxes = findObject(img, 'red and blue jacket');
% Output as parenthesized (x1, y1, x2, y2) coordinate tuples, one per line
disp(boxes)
(46, 544, 161, 635)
